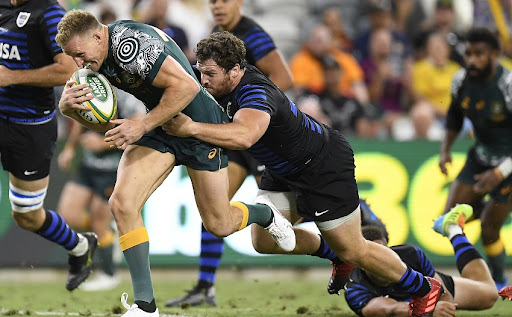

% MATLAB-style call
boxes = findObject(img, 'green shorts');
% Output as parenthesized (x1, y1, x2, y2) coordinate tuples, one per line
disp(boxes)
(457, 148, 512, 203)
(135, 127, 227, 171)
(76, 165, 116, 201)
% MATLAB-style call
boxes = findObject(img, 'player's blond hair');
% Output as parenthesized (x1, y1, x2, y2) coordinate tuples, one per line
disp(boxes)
(56, 10, 101, 47)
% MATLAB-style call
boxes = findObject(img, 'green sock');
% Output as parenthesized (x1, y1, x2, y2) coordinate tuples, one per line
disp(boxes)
(488, 249, 507, 283)
(247, 203, 273, 227)
(97, 244, 115, 276)
(123, 241, 154, 304)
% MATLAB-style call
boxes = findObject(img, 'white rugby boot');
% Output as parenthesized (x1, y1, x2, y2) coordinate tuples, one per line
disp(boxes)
(255, 195, 296, 252)
(120, 293, 159, 317)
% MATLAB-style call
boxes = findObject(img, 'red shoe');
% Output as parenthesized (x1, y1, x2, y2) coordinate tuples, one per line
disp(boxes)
(327, 261, 356, 295)
(409, 277, 442, 317)
(499, 285, 512, 300)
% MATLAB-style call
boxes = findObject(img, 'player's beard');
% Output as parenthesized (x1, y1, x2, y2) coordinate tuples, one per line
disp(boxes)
(466, 58, 494, 83)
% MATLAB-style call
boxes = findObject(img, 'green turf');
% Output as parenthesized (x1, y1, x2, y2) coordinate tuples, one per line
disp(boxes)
(0, 279, 510, 316)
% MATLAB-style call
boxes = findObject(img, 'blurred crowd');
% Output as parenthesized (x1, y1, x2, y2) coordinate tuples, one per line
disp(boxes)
(55, 0, 512, 141)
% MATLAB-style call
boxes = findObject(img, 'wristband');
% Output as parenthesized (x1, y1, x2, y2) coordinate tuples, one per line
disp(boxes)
(497, 157, 512, 179)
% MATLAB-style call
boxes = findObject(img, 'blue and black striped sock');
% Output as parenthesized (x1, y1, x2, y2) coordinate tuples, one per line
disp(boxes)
(199, 224, 224, 285)
(451, 234, 481, 274)
(396, 265, 430, 297)
(311, 235, 341, 264)
(36, 210, 79, 250)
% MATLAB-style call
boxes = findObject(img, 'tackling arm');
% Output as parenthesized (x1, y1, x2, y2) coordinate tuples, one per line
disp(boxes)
(361, 297, 410, 317)
(0, 53, 77, 87)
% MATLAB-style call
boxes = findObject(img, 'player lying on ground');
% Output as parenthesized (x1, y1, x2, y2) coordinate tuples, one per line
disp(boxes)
(344, 204, 498, 317)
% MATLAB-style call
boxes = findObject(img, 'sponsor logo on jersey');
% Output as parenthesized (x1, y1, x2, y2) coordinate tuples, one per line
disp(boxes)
(0, 43, 21, 60)
(226, 101, 233, 119)
(16, 12, 31, 28)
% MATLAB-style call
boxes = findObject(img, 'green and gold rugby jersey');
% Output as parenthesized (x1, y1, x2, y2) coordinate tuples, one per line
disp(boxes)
(99, 20, 225, 125)
(447, 65, 512, 165)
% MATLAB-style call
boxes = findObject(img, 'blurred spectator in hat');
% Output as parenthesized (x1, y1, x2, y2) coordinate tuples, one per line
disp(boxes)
(297, 55, 381, 138)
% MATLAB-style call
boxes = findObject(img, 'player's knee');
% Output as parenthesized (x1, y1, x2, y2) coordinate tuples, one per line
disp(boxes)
(202, 221, 229, 238)
(478, 287, 499, 309)
(12, 209, 42, 231)
(9, 182, 47, 231)
(108, 193, 131, 220)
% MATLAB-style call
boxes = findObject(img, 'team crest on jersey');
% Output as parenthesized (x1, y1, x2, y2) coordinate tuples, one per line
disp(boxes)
(16, 12, 31, 28)
(491, 102, 505, 122)
(226, 102, 233, 119)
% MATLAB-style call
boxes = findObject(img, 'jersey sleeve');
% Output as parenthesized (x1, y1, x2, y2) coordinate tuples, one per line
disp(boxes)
(110, 25, 165, 83)
(41, 3, 66, 57)
(237, 83, 276, 116)
(445, 69, 467, 131)
(344, 279, 376, 317)
(244, 27, 276, 62)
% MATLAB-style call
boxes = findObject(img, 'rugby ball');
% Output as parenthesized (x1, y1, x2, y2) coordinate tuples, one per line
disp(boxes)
(71, 68, 117, 124)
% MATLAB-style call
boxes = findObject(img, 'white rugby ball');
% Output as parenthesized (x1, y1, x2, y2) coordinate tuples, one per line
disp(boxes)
(71, 68, 117, 124)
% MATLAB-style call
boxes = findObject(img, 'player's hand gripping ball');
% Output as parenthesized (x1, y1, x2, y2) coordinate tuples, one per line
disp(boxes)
(71, 68, 117, 124)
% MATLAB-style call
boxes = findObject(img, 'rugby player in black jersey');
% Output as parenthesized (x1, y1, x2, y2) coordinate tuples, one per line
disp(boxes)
(165, 0, 294, 307)
(0, 0, 97, 291)
(344, 205, 497, 317)
(163, 31, 443, 317)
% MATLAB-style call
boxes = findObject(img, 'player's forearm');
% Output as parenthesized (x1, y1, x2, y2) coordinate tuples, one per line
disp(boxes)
(189, 122, 256, 150)
(142, 82, 200, 133)
(63, 120, 84, 150)
(10, 57, 77, 87)
(441, 129, 459, 154)
(361, 297, 410, 317)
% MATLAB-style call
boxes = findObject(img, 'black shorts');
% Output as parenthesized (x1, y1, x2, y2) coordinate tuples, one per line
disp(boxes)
(0, 117, 57, 181)
(76, 165, 117, 201)
(457, 147, 512, 203)
(436, 271, 455, 298)
(135, 127, 228, 171)
(226, 149, 265, 176)
(259, 129, 360, 222)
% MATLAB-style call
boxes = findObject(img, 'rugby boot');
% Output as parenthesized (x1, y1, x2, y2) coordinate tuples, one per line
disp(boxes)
(408, 276, 442, 317)
(66, 232, 98, 291)
(499, 285, 512, 300)
(327, 261, 356, 295)
(433, 204, 473, 237)
(121, 293, 159, 317)
(165, 282, 217, 307)
(255, 195, 296, 252)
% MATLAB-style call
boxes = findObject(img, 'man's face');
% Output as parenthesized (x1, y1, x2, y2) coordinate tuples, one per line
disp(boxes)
(61, 32, 104, 71)
(196, 59, 233, 98)
(209, 0, 242, 30)
(464, 42, 496, 81)
(11, 0, 29, 6)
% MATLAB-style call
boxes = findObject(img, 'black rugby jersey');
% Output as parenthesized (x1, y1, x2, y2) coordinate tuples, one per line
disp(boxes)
(0, 0, 65, 122)
(217, 65, 327, 176)
(344, 244, 435, 317)
(212, 16, 276, 65)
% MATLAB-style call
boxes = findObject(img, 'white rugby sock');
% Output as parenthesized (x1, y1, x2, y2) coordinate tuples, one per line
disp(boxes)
(448, 224, 463, 240)
(68, 234, 88, 256)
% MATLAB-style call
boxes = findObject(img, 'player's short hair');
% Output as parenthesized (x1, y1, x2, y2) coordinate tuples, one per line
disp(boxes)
(466, 27, 500, 51)
(362, 225, 388, 244)
(195, 31, 247, 72)
(56, 10, 101, 47)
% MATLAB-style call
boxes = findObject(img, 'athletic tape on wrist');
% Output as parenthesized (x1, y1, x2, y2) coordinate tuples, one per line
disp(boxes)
(497, 157, 512, 178)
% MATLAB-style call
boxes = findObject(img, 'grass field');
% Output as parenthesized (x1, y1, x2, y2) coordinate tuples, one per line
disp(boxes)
(0, 269, 511, 317)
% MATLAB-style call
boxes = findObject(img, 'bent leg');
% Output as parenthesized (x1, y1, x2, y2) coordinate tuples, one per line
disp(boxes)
(443, 180, 484, 214)
(452, 274, 498, 310)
